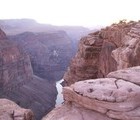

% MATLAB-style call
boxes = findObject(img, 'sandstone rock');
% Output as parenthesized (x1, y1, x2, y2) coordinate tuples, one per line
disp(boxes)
(0, 99, 33, 120)
(111, 24, 140, 69)
(44, 66, 140, 120)
(42, 103, 113, 120)
(63, 34, 103, 85)
(64, 21, 140, 85)
(107, 66, 140, 85)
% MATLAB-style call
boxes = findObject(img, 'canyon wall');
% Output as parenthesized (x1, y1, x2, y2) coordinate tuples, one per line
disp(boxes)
(43, 66, 140, 120)
(9, 31, 73, 81)
(64, 21, 140, 85)
(0, 28, 57, 120)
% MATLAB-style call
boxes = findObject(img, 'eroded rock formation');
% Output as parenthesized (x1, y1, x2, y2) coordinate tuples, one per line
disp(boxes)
(0, 28, 57, 120)
(43, 66, 140, 120)
(64, 21, 140, 85)
(0, 99, 34, 120)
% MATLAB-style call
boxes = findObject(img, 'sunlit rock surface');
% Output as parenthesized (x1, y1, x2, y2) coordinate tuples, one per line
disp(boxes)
(64, 21, 140, 85)
(43, 66, 140, 120)
(0, 99, 34, 120)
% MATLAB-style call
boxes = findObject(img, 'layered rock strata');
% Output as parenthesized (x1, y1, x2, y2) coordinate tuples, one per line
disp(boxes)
(43, 66, 140, 120)
(9, 31, 73, 81)
(0, 99, 33, 120)
(0, 28, 57, 120)
(64, 21, 140, 85)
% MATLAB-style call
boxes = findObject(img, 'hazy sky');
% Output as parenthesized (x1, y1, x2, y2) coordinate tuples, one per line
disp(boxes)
(0, 0, 140, 27)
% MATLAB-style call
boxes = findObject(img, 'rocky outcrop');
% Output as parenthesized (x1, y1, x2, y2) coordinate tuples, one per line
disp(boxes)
(112, 22, 140, 69)
(0, 28, 57, 120)
(9, 31, 73, 81)
(0, 99, 33, 120)
(43, 66, 140, 120)
(64, 21, 140, 85)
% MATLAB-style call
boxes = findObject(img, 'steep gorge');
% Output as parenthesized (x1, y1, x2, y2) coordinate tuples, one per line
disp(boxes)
(0, 28, 57, 120)
(9, 31, 73, 81)
(0, 19, 90, 82)
(43, 21, 140, 120)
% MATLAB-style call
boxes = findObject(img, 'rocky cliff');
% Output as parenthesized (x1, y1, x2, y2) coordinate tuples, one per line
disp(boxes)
(64, 20, 140, 85)
(0, 99, 33, 120)
(42, 66, 140, 120)
(9, 31, 73, 81)
(42, 21, 140, 120)
(0, 28, 57, 120)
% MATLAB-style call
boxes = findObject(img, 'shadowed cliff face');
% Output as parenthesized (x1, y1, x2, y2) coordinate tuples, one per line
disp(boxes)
(0, 28, 7, 40)
(9, 31, 73, 81)
(0, 19, 91, 81)
(64, 21, 140, 85)
(0, 28, 57, 120)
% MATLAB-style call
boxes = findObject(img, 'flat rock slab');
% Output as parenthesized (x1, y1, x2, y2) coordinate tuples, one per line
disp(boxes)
(43, 60, 140, 120)
(107, 66, 140, 85)
(63, 66, 140, 120)
(73, 78, 140, 103)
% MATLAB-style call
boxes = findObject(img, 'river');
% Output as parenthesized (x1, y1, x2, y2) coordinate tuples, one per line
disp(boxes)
(56, 79, 64, 105)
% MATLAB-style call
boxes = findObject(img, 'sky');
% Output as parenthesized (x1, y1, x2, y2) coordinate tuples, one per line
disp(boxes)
(0, 0, 140, 27)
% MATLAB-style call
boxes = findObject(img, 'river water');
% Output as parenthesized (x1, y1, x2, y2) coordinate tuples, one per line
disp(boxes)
(56, 79, 64, 105)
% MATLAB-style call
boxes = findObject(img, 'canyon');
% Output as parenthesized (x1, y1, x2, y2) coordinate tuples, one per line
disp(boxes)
(0, 28, 57, 120)
(0, 19, 90, 120)
(43, 20, 140, 120)
(0, 19, 90, 81)
(64, 20, 140, 85)
(9, 31, 73, 81)
(1, 20, 140, 120)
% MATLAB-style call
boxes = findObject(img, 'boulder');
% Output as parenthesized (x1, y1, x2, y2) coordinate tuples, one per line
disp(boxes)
(43, 66, 140, 120)
(0, 99, 33, 120)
